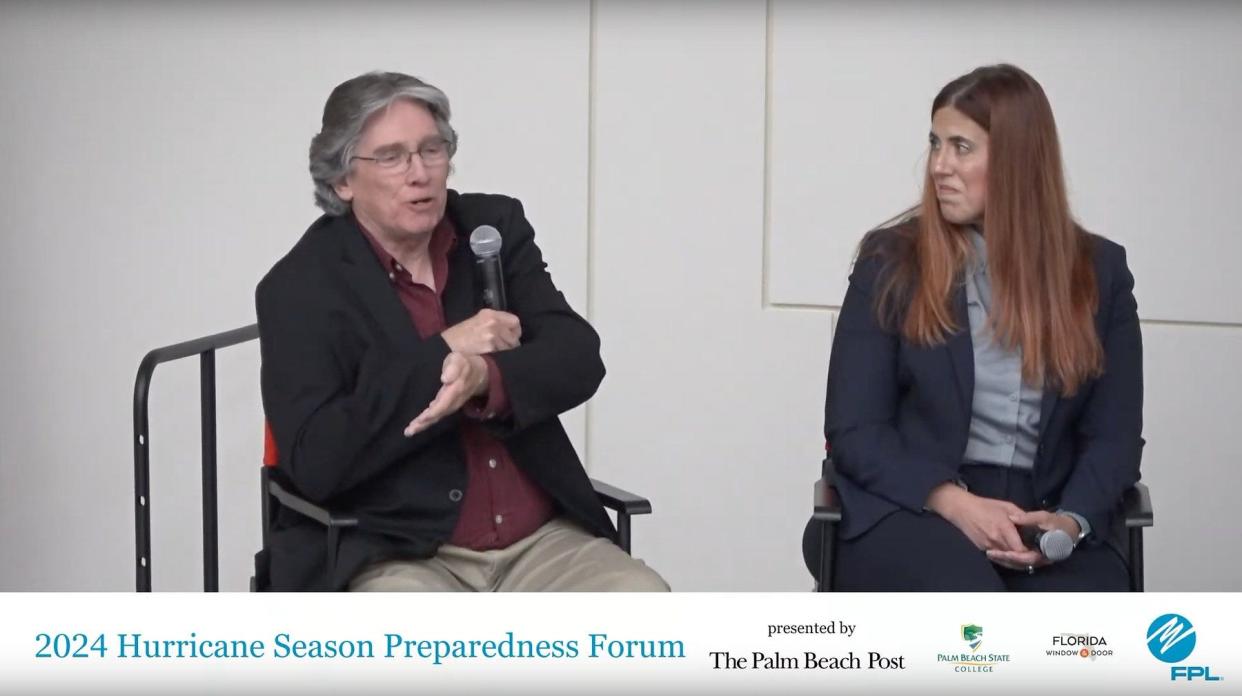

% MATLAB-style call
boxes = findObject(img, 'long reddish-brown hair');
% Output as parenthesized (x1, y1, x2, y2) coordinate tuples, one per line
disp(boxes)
(870, 64, 1102, 396)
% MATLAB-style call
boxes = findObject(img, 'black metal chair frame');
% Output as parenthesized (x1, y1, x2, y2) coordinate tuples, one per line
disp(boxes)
(132, 324, 652, 592)
(812, 456, 1154, 591)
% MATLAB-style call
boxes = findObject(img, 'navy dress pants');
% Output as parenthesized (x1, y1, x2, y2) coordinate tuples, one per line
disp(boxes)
(807, 464, 1129, 592)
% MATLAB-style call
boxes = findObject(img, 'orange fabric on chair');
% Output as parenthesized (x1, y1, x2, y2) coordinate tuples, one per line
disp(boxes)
(263, 420, 279, 468)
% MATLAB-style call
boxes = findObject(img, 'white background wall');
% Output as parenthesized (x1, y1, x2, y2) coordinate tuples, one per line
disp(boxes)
(1, 0, 1239, 592)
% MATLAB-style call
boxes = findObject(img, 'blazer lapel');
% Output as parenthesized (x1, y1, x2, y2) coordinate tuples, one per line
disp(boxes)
(441, 237, 476, 325)
(1037, 385, 1059, 443)
(441, 190, 481, 325)
(946, 283, 975, 423)
(336, 215, 422, 351)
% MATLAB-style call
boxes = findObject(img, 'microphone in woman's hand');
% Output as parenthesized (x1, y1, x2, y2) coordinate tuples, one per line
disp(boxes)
(1020, 526, 1074, 562)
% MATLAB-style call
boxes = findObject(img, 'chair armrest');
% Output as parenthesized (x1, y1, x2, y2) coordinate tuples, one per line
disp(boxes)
(590, 479, 652, 516)
(268, 479, 358, 529)
(1123, 481, 1153, 528)
(271, 478, 647, 528)
(813, 477, 843, 523)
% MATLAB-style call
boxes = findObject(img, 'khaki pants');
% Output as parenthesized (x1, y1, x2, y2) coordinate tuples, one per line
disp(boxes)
(349, 517, 669, 592)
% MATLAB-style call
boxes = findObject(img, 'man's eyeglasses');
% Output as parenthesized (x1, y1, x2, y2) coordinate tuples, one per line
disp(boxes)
(351, 138, 452, 172)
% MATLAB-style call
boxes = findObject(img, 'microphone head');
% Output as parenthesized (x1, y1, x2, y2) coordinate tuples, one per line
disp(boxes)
(1039, 528, 1075, 562)
(469, 225, 503, 258)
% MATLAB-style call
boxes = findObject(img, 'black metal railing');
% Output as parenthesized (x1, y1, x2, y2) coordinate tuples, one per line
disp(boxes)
(132, 324, 258, 591)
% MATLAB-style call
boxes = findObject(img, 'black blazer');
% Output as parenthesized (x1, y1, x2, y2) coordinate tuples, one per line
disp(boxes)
(256, 190, 613, 590)
(825, 219, 1144, 560)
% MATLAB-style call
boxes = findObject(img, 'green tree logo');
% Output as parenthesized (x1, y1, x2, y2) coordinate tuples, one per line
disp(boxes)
(961, 624, 983, 652)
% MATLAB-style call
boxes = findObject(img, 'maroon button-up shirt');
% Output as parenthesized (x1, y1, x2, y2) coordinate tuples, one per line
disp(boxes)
(357, 216, 554, 550)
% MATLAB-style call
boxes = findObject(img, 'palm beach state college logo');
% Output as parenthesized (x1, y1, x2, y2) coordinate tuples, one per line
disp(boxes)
(962, 625, 983, 651)
(936, 624, 1010, 673)
(1147, 614, 1224, 682)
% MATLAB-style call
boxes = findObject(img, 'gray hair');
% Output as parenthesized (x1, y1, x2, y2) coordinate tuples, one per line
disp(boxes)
(309, 71, 458, 216)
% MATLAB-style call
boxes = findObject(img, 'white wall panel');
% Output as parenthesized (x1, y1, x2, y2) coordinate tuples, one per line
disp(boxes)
(0, 1, 590, 591)
(2, 1, 1239, 593)
(591, 0, 829, 590)
(1141, 323, 1242, 590)
(767, 1, 1242, 323)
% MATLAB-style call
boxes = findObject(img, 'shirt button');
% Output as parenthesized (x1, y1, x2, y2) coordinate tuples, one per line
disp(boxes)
(1009, 393, 1019, 402)
(448, 489, 463, 502)
(494, 514, 503, 525)
(488, 458, 497, 469)
(1005, 434, 1015, 444)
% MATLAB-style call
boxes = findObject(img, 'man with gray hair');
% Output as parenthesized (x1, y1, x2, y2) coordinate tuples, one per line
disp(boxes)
(256, 71, 666, 591)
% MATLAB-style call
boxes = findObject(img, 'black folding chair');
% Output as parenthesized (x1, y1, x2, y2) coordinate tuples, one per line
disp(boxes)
(133, 324, 652, 591)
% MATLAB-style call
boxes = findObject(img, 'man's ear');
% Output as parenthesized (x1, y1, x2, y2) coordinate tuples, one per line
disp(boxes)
(333, 177, 354, 203)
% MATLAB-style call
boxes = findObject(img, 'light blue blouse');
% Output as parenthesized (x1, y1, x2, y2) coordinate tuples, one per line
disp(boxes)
(961, 229, 1090, 537)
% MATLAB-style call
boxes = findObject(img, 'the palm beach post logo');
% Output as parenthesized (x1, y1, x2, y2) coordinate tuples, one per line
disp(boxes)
(936, 624, 1010, 673)
(1147, 614, 1223, 682)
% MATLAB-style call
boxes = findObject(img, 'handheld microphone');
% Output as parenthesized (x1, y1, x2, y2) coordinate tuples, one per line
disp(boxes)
(469, 225, 506, 311)
(1020, 526, 1074, 562)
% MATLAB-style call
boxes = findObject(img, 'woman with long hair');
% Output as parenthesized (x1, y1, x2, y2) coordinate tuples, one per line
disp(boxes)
(808, 64, 1142, 590)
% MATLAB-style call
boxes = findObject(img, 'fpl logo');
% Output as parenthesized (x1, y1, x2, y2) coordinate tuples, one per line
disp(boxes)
(1147, 614, 1196, 663)
(1146, 614, 1223, 682)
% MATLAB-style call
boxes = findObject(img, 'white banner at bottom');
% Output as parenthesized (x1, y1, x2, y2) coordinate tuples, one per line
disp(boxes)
(1, 592, 1237, 694)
